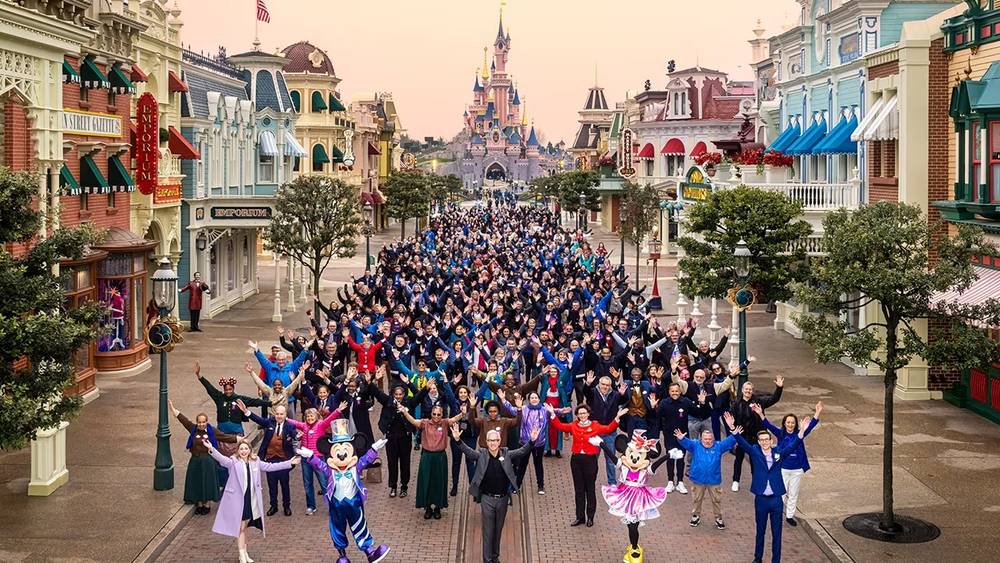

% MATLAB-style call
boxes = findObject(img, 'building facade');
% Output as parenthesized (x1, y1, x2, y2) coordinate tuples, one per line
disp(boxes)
(178, 46, 298, 320)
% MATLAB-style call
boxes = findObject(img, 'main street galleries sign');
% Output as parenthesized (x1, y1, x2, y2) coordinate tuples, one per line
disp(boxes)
(62, 109, 122, 138)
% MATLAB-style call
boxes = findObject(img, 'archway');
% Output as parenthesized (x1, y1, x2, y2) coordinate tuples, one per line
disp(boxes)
(144, 220, 165, 256)
(485, 162, 506, 181)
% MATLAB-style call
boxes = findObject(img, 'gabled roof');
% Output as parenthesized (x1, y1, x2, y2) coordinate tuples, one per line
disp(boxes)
(584, 87, 608, 110)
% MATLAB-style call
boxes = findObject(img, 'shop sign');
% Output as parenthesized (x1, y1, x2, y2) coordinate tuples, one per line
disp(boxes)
(839, 33, 860, 64)
(62, 109, 122, 138)
(135, 93, 159, 195)
(617, 128, 636, 179)
(153, 183, 181, 204)
(680, 166, 713, 201)
(211, 206, 273, 220)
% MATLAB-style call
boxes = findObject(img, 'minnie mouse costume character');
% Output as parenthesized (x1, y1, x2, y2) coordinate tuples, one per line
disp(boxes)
(297, 419, 390, 563)
(592, 429, 666, 563)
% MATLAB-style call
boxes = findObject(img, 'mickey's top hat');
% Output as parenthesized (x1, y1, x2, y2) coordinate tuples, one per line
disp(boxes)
(329, 418, 352, 444)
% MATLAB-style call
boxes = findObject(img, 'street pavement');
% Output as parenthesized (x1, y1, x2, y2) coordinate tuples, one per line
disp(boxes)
(1, 214, 998, 562)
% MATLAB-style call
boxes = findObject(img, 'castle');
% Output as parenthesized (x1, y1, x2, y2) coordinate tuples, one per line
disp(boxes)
(456, 13, 543, 187)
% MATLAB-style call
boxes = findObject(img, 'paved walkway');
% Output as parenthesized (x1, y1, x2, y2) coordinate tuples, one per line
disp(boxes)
(1, 215, 998, 562)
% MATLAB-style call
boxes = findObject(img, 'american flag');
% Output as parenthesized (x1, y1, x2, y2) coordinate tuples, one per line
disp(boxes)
(256, 0, 270, 23)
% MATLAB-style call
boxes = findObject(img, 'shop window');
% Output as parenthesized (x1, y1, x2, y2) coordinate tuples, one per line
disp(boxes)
(644, 160, 653, 176)
(209, 243, 219, 300)
(242, 237, 250, 284)
(259, 154, 275, 183)
(665, 155, 684, 176)
(973, 123, 981, 202)
(97, 277, 130, 352)
(293, 156, 300, 172)
(226, 238, 235, 291)
(312, 155, 325, 173)
(843, 291, 862, 334)
(132, 277, 144, 343)
(991, 122, 1000, 202)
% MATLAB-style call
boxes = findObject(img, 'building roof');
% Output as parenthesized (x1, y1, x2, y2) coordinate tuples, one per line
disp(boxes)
(182, 66, 249, 119)
(281, 41, 336, 76)
(474, 75, 483, 92)
(671, 66, 726, 76)
(584, 87, 608, 110)
(527, 126, 538, 146)
(573, 123, 597, 149)
(509, 129, 521, 144)
(471, 133, 484, 145)
(512, 89, 520, 105)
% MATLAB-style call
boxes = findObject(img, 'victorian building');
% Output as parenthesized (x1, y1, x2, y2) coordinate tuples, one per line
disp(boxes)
(177, 45, 301, 321)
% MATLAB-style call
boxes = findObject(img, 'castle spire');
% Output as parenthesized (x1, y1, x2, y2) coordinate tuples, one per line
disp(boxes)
(521, 97, 527, 126)
(481, 48, 489, 80)
(497, 0, 506, 42)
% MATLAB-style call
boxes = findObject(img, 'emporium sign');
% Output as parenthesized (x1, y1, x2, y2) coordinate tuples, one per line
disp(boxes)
(62, 109, 122, 138)
(211, 207, 273, 220)
(135, 93, 159, 195)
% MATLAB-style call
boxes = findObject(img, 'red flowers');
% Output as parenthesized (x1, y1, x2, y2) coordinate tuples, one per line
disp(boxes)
(763, 151, 794, 168)
(694, 151, 722, 166)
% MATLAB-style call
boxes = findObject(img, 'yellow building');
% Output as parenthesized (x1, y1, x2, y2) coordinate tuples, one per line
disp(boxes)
(130, 0, 188, 270)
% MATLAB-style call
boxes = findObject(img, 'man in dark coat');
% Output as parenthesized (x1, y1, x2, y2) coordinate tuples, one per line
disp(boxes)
(179, 272, 210, 331)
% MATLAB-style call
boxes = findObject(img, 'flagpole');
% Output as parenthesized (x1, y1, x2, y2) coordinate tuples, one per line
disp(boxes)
(253, 0, 260, 50)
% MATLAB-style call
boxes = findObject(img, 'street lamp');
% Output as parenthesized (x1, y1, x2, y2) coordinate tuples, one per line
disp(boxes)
(618, 200, 626, 268)
(362, 199, 375, 273)
(732, 239, 753, 388)
(648, 238, 662, 310)
(150, 257, 178, 491)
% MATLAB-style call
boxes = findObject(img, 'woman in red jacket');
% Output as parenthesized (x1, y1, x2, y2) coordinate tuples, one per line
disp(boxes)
(546, 403, 627, 527)
(347, 332, 383, 375)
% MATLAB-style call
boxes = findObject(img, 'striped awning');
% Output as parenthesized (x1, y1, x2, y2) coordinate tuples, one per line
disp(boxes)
(860, 95, 898, 141)
(80, 155, 109, 193)
(283, 131, 307, 157)
(636, 143, 655, 160)
(59, 164, 81, 195)
(258, 130, 278, 156)
(107, 155, 136, 192)
(852, 97, 886, 142)
(62, 61, 80, 84)
(81, 57, 109, 89)
(932, 265, 1000, 327)
(661, 138, 685, 156)
(690, 141, 707, 157)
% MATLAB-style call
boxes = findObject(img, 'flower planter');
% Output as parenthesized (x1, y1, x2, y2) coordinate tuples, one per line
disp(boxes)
(764, 165, 791, 183)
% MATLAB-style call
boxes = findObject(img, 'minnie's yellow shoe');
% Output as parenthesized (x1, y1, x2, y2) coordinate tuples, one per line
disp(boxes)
(623, 545, 643, 563)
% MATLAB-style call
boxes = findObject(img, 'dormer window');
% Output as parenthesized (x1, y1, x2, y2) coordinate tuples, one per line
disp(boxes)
(672, 91, 688, 117)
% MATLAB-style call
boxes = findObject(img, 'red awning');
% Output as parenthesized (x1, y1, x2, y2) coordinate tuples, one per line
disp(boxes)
(636, 143, 655, 160)
(168, 70, 188, 93)
(373, 190, 386, 204)
(690, 141, 708, 157)
(130, 64, 149, 83)
(168, 126, 200, 159)
(368, 142, 381, 156)
(661, 138, 685, 155)
(128, 120, 137, 146)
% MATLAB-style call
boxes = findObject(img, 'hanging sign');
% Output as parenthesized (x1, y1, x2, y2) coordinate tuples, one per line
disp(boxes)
(135, 93, 159, 195)
(617, 128, 636, 179)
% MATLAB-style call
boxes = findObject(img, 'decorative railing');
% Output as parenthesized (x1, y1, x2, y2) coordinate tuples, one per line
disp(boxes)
(784, 234, 826, 256)
(159, 152, 182, 178)
(740, 181, 859, 211)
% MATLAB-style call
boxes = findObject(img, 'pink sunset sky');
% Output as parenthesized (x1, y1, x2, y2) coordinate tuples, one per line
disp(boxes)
(176, 0, 802, 144)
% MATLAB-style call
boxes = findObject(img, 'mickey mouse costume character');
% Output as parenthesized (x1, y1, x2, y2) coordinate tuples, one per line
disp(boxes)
(593, 429, 667, 563)
(297, 419, 390, 563)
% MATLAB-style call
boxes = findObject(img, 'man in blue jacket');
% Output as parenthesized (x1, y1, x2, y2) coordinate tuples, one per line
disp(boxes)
(673, 425, 738, 530)
(251, 339, 312, 418)
(723, 411, 801, 563)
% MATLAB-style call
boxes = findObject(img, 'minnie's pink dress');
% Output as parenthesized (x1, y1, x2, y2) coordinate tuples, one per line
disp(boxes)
(601, 465, 667, 524)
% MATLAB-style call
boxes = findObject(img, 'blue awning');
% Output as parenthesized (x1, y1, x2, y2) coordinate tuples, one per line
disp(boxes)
(768, 123, 800, 153)
(258, 130, 278, 156)
(785, 118, 828, 156)
(813, 116, 858, 155)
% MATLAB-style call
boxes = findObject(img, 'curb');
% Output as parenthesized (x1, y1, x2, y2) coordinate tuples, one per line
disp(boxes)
(132, 503, 195, 563)
(801, 517, 855, 563)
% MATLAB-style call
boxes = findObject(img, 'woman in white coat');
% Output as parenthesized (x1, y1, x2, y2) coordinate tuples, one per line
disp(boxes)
(205, 438, 299, 563)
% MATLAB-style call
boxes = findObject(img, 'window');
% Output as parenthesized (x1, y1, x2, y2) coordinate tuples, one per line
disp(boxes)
(973, 122, 981, 202)
(80, 193, 89, 211)
(107, 90, 116, 108)
(209, 243, 219, 301)
(107, 192, 115, 208)
(242, 237, 250, 285)
(226, 238, 235, 291)
(259, 155, 275, 183)
(312, 152, 324, 172)
(644, 160, 653, 176)
(991, 122, 1000, 202)
(80, 86, 89, 102)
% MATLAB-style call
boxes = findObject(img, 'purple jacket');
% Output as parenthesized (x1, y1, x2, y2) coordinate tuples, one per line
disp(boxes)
(308, 448, 379, 503)
(207, 446, 294, 538)
(503, 401, 549, 446)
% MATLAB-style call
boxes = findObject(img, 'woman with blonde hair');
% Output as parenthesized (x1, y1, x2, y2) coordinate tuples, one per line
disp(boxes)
(204, 437, 300, 563)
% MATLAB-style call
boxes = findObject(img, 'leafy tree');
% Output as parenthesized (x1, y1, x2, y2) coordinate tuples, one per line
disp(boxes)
(557, 170, 601, 215)
(677, 186, 812, 302)
(0, 167, 103, 450)
(794, 202, 1000, 535)
(263, 175, 360, 318)
(620, 181, 660, 289)
(383, 171, 429, 239)
(426, 173, 463, 206)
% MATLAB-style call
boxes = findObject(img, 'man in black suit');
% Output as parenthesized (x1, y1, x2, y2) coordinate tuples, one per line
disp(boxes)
(246, 404, 298, 516)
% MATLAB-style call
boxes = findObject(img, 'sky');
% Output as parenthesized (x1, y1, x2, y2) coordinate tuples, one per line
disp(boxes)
(175, 0, 802, 144)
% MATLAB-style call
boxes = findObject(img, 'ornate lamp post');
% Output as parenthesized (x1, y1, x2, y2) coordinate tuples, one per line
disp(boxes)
(648, 238, 662, 310)
(362, 199, 375, 273)
(729, 239, 755, 388)
(149, 257, 182, 491)
(618, 201, 626, 268)
(578, 192, 587, 233)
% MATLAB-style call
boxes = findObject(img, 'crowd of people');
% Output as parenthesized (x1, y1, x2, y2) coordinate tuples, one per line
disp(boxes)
(172, 195, 822, 563)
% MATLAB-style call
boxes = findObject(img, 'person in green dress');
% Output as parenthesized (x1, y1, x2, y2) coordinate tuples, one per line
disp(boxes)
(169, 399, 238, 515)
(398, 404, 464, 519)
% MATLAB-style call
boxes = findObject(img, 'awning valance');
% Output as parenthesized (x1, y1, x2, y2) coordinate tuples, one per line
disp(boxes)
(932, 265, 1000, 327)
(813, 116, 858, 154)
(785, 118, 827, 156)
(258, 130, 278, 156)
(661, 138, 685, 156)
(690, 141, 707, 157)
(168, 70, 188, 93)
(62, 61, 80, 85)
(130, 64, 148, 83)
(636, 143, 655, 160)
(368, 142, 382, 156)
(59, 164, 81, 196)
(109, 64, 135, 94)
(80, 155, 109, 193)
(768, 122, 800, 153)
(168, 126, 200, 160)
(851, 96, 886, 142)
(312, 143, 330, 164)
(81, 58, 109, 90)
(861, 95, 898, 141)
(311, 91, 327, 112)
(283, 131, 307, 157)
(328, 93, 346, 112)
(331, 145, 345, 163)
(107, 155, 135, 192)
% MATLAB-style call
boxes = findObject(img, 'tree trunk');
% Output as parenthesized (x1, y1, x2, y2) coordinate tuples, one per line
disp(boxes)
(635, 239, 642, 291)
(881, 320, 898, 532)
(312, 268, 322, 319)
(400, 217, 406, 240)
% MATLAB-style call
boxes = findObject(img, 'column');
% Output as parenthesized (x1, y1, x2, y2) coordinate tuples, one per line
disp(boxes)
(28, 421, 69, 496)
(287, 259, 296, 312)
(272, 254, 282, 322)
(676, 293, 688, 326)
(729, 305, 739, 362)
(708, 298, 720, 346)
(689, 296, 703, 327)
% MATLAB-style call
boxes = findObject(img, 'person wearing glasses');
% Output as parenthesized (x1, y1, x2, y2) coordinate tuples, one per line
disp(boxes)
(398, 403, 463, 519)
